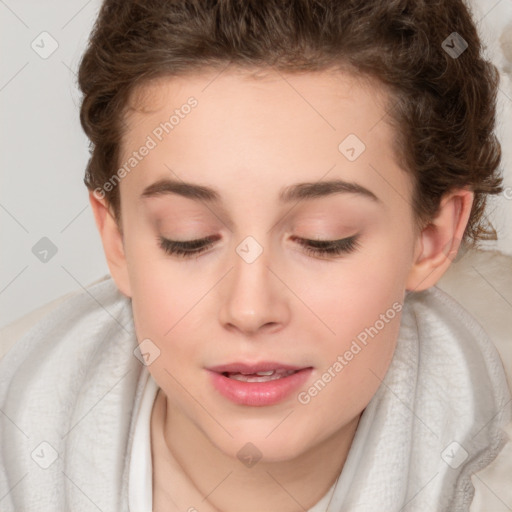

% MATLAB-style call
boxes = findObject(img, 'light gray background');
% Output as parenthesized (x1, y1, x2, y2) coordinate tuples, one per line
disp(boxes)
(1, 0, 512, 329)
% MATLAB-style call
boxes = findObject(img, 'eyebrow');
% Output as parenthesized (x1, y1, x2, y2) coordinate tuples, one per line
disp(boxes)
(140, 177, 381, 204)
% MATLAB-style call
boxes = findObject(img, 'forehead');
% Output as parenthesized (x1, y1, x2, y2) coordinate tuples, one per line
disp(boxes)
(118, 67, 411, 211)
(124, 67, 391, 140)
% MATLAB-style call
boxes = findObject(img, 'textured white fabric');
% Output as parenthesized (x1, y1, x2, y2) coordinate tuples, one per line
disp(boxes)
(128, 369, 157, 512)
(0, 277, 510, 511)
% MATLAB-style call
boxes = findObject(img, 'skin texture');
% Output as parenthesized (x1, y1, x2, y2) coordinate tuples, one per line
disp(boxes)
(90, 67, 473, 511)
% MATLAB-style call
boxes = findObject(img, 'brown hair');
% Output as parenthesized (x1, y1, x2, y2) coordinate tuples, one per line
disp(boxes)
(78, 0, 504, 244)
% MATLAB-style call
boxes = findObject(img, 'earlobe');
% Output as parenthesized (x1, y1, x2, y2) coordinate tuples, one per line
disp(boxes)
(88, 191, 132, 298)
(406, 188, 474, 292)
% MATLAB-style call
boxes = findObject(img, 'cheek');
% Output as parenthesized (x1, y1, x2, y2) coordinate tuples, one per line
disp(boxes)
(129, 270, 205, 405)
(126, 247, 210, 390)
(129, 266, 198, 343)
(298, 317, 400, 444)
(296, 236, 409, 404)
(298, 270, 403, 432)
(123, 223, 188, 337)
(301, 239, 410, 344)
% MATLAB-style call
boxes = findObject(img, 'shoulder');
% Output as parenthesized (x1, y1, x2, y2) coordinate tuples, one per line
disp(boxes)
(0, 274, 113, 361)
(0, 275, 142, 511)
(436, 248, 512, 512)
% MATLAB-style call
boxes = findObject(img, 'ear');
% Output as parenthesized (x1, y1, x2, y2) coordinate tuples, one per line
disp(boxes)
(406, 188, 474, 292)
(89, 190, 132, 297)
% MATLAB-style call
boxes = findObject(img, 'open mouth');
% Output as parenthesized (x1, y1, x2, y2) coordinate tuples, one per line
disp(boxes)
(221, 369, 299, 382)
(207, 363, 313, 406)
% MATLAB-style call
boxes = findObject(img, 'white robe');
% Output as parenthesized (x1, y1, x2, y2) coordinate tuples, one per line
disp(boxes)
(0, 277, 510, 511)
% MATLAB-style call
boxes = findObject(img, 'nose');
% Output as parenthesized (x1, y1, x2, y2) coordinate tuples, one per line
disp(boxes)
(218, 241, 291, 337)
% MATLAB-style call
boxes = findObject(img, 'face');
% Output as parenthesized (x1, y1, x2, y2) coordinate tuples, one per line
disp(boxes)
(113, 68, 419, 461)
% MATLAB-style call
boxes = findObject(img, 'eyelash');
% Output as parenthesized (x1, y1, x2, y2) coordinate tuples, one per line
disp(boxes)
(157, 234, 361, 259)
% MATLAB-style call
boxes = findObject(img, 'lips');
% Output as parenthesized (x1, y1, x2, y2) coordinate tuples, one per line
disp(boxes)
(206, 362, 313, 406)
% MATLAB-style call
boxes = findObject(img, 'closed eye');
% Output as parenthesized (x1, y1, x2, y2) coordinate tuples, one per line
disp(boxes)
(157, 234, 360, 259)
(291, 234, 360, 257)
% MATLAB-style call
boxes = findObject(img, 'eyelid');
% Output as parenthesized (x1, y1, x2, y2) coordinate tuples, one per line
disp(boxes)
(158, 233, 361, 259)
(157, 235, 218, 257)
(292, 234, 361, 257)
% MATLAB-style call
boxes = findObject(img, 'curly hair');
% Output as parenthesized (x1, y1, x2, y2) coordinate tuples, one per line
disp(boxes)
(78, 0, 504, 244)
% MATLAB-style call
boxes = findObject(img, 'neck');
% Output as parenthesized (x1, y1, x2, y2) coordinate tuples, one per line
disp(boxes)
(153, 389, 361, 512)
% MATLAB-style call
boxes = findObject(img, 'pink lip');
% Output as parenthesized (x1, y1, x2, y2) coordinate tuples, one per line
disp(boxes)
(206, 362, 313, 407)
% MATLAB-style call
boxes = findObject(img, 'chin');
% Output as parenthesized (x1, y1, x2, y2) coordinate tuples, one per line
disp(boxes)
(204, 418, 317, 463)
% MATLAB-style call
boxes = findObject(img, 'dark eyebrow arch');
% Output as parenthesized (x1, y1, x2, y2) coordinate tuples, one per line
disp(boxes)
(140, 178, 381, 204)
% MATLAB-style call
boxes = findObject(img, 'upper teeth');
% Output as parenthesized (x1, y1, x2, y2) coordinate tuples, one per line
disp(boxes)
(226, 369, 297, 382)
(238, 370, 291, 376)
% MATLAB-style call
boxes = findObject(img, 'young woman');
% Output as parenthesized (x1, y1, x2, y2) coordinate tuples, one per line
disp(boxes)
(1, 1, 510, 511)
